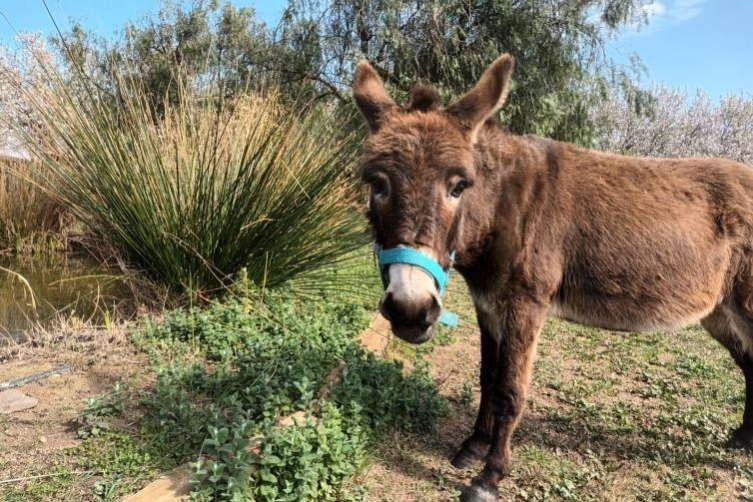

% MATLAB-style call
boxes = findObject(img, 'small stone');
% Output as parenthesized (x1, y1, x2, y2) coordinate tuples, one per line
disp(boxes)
(0, 389, 39, 414)
(39, 436, 47, 444)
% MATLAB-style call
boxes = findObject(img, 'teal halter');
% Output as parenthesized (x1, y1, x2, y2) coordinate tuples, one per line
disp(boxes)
(375, 245, 459, 327)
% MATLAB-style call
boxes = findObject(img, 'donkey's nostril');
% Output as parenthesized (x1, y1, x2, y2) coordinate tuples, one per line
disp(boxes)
(379, 292, 397, 322)
(380, 291, 442, 330)
(423, 295, 441, 325)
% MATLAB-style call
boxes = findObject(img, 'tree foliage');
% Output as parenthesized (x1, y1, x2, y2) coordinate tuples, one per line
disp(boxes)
(52, 0, 277, 115)
(47, 0, 653, 143)
(279, 0, 652, 144)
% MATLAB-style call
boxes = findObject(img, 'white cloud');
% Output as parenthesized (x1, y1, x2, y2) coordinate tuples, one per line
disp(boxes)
(669, 0, 707, 23)
(642, 2, 667, 19)
(626, 0, 707, 35)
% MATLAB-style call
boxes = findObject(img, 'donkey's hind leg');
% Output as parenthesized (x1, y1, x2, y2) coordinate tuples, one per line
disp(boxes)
(701, 306, 753, 448)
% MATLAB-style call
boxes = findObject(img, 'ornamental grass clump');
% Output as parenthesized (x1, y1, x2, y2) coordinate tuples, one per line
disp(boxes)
(17, 65, 367, 294)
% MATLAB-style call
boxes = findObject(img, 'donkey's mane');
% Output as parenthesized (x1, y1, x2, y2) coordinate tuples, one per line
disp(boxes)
(406, 85, 442, 112)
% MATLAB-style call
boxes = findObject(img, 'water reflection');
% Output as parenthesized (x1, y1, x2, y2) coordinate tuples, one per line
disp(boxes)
(0, 254, 126, 341)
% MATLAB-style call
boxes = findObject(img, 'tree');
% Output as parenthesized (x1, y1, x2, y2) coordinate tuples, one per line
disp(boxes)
(49, 0, 654, 144)
(51, 0, 276, 115)
(277, 0, 652, 144)
(592, 84, 753, 165)
(0, 33, 58, 151)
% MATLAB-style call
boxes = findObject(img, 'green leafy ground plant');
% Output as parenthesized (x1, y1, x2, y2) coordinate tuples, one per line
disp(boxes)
(128, 289, 445, 501)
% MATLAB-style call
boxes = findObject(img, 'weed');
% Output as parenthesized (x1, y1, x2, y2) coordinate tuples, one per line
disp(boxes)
(459, 380, 474, 407)
(77, 382, 126, 438)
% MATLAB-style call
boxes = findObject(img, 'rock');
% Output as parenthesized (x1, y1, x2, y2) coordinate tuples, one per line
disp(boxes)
(0, 389, 38, 414)
(360, 313, 391, 355)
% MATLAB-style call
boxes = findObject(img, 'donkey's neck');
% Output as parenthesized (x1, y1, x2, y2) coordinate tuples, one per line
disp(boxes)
(457, 126, 559, 269)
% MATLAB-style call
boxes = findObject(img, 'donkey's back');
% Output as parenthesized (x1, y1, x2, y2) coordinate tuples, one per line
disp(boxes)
(541, 140, 753, 333)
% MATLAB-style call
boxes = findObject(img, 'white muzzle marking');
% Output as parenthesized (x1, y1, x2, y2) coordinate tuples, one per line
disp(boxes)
(384, 263, 441, 308)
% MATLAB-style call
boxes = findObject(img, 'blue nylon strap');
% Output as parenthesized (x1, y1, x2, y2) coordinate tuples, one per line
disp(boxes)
(438, 310, 459, 328)
(375, 245, 459, 328)
(377, 246, 450, 294)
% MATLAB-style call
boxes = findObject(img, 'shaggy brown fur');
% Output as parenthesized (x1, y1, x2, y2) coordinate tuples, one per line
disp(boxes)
(353, 54, 753, 502)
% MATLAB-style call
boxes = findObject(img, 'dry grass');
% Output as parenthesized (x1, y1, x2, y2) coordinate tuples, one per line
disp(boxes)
(0, 160, 68, 253)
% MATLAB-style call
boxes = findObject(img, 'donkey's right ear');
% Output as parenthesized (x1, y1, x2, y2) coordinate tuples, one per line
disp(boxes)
(353, 60, 396, 132)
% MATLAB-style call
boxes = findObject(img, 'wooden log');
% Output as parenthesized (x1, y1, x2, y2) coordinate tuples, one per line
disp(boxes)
(122, 463, 192, 502)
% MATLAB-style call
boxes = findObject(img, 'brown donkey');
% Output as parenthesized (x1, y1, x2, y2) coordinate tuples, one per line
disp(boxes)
(353, 54, 753, 502)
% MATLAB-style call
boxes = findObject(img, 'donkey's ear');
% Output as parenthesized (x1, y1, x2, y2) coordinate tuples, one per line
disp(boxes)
(353, 60, 397, 132)
(446, 54, 515, 138)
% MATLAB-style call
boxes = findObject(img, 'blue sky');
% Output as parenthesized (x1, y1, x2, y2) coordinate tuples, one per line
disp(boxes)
(608, 0, 753, 97)
(1, 0, 750, 98)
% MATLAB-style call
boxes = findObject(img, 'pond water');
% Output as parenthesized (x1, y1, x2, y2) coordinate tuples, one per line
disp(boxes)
(0, 254, 127, 345)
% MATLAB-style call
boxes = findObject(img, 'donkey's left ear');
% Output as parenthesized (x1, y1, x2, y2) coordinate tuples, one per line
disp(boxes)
(353, 60, 397, 132)
(446, 54, 515, 138)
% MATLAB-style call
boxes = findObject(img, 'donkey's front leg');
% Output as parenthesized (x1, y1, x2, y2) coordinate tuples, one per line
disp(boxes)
(461, 300, 546, 502)
(452, 314, 499, 469)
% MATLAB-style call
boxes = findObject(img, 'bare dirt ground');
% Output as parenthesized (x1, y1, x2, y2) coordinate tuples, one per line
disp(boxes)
(0, 327, 151, 500)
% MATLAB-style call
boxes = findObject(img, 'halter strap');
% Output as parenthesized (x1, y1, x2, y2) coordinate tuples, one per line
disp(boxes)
(375, 244, 458, 327)
(377, 245, 453, 294)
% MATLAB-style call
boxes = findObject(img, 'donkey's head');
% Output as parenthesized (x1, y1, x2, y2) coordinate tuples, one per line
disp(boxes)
(353, 55, 515, 343)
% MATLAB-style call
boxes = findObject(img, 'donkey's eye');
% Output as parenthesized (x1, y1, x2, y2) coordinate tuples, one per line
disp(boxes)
(448, 180, 469, 199)
(370, 177, 389, 198)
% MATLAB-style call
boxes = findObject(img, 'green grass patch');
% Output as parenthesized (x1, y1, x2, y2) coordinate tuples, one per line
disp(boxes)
(500, 319, 751, 501)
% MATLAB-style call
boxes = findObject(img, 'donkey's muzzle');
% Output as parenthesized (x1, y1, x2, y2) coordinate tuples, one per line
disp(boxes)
(379, 291, 441, 344)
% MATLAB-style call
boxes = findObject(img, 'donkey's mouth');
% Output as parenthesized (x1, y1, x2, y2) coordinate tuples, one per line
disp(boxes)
(390, 322, 435, 344)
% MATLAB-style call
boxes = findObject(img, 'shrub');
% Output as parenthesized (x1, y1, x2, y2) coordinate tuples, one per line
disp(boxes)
(13, 55, 367, 294)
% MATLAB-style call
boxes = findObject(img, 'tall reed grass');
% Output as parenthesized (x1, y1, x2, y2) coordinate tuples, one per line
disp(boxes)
(0, 159, 67, 253)
(15, 67, 368, 295)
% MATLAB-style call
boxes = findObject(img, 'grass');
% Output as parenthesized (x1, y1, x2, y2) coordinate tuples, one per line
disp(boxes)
(354, 279, 753, 501)
(0, 160, 68, 253)
(504, 320, 744, 501)
(4, 254, 753, 501)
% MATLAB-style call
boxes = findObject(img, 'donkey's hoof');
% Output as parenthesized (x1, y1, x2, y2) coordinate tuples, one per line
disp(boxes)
(726, 427, 753, 449)
(459, 480, 499, 502)
(451, 447, 485, 469)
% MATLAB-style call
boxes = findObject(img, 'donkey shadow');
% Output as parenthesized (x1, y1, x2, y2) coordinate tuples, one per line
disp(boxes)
(376, 398, 746, 495)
